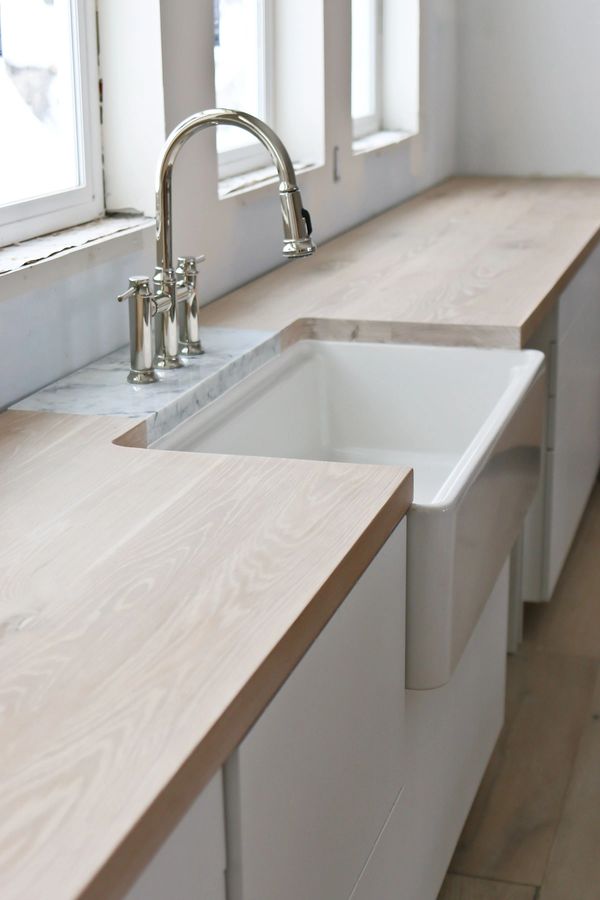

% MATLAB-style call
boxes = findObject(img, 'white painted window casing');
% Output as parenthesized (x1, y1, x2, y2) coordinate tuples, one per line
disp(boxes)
(0, 0, 103, 246)
(214, 0, 273, 179)
(213, 0, 325, 184)
(352, 0, 421, 146)
(351, 0, 383, 140)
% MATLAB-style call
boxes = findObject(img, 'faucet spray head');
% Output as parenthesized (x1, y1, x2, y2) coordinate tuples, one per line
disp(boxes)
(280, 187, 316, 259)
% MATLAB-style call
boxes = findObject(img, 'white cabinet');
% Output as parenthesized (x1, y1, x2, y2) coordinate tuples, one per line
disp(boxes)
(546, 257, 600, 593)
(125, 771, 226, 900)
(225, 522, 407, 900)
(349, 562, 509, 900)
(522, 244, 600, 601)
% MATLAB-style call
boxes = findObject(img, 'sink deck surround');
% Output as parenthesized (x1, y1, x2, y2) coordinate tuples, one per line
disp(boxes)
(2, 176, 600, 899)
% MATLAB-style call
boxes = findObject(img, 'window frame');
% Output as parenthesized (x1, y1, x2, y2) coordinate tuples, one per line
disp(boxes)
(0, 0, 104, 247)
(214, 0, 275, 180)
(351, 0, 383, 141)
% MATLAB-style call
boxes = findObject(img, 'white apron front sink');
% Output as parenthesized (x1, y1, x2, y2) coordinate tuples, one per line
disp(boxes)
(152, 340, 545, 688)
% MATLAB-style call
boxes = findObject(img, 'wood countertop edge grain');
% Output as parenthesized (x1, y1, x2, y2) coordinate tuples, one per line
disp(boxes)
(518, 224, 600, 344)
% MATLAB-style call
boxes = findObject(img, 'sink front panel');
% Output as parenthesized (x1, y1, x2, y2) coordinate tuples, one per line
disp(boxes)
(406, 369, 545, 687)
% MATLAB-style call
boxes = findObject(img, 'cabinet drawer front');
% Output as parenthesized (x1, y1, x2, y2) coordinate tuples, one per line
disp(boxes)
(547, 285, 600, 594)
(557, 242, 600, 339)
(522, 245, 600, 602)
(349, 563, 509, 900)
(125, 771, 226, 900)
(225, 522, 407, 900)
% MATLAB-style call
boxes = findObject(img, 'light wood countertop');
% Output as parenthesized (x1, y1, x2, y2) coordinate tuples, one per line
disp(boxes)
(202, 176, 600, 348)
(2, 175, 600, 900)
(0, 410, 411, 900)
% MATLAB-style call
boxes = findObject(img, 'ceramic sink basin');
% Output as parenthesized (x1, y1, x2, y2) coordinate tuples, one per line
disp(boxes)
(153, 340, 545, 688)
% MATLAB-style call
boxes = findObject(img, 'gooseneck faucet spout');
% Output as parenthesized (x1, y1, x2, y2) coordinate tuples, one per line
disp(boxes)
(116, 109, 315, 383)
(156, 108, 315, 272)
(152, 108, 316, 370)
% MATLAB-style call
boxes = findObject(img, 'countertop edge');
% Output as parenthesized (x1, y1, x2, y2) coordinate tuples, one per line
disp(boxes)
(519, 224, 600, 345)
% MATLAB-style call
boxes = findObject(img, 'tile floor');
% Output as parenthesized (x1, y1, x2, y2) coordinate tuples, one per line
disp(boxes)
(438, 480, 600, 900)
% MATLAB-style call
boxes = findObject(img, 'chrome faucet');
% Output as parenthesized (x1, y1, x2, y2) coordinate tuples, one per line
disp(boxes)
(117, 109, 316, 384)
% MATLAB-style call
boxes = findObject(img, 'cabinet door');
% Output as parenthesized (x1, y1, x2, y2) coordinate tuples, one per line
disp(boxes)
(546, 261, 600, 594)
(521, 309, 555, 602)
(125, 771, 226, 900)
(522, 245, 600, 602)
(225, 522, 407, 900)
(349, 562, 509, 900)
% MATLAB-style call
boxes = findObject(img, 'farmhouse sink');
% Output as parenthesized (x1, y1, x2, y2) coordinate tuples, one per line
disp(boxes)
(152, 340, 545, 689)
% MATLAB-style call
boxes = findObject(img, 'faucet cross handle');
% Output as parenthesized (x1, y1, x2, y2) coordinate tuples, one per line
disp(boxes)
(176, 255, 206, 357)
(117, 276, 170, 384)
(177, 254, 206, 278)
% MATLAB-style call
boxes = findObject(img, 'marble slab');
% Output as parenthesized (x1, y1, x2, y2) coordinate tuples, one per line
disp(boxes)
(13, 326, 279, 443)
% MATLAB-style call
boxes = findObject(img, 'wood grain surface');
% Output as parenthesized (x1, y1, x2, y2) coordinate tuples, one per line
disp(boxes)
(450, 647, 597, 885)
(202, 177, 600, 348)
(438, 874, 536, 899)
(538, 671, 600, 900)
(0, 410, 411, 899)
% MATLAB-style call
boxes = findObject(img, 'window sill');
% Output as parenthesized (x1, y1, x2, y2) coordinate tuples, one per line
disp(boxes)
(352, 130, 416, 157)
(0, 215, 153, 277)
(0, 215, 154, 303)
(218, 161, 319, 200)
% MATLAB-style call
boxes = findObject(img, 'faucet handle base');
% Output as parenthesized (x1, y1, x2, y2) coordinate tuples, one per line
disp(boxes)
(128, 369, 158, 385)
(176, 255, 205, 355)
(179, 341, 204, 357)
(154, 354, 183, 370)
(117, 276, 162, 384)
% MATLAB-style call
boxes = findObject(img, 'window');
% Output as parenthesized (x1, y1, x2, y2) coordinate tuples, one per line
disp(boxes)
(351, 0, 382, 140)
(213, 0, 273, 178)
(0, 0, 102, 246)
(352, 0, 420, 147)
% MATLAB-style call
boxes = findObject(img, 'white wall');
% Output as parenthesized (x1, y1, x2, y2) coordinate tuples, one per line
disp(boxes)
(457, 0, 600, 176)
(0, 0, 458, 409)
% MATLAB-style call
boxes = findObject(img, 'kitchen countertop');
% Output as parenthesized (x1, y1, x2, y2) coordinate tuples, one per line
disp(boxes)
(2, 175, 600, 900)
(200, 176, 600, 348)
(0, 410, 412, 900)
